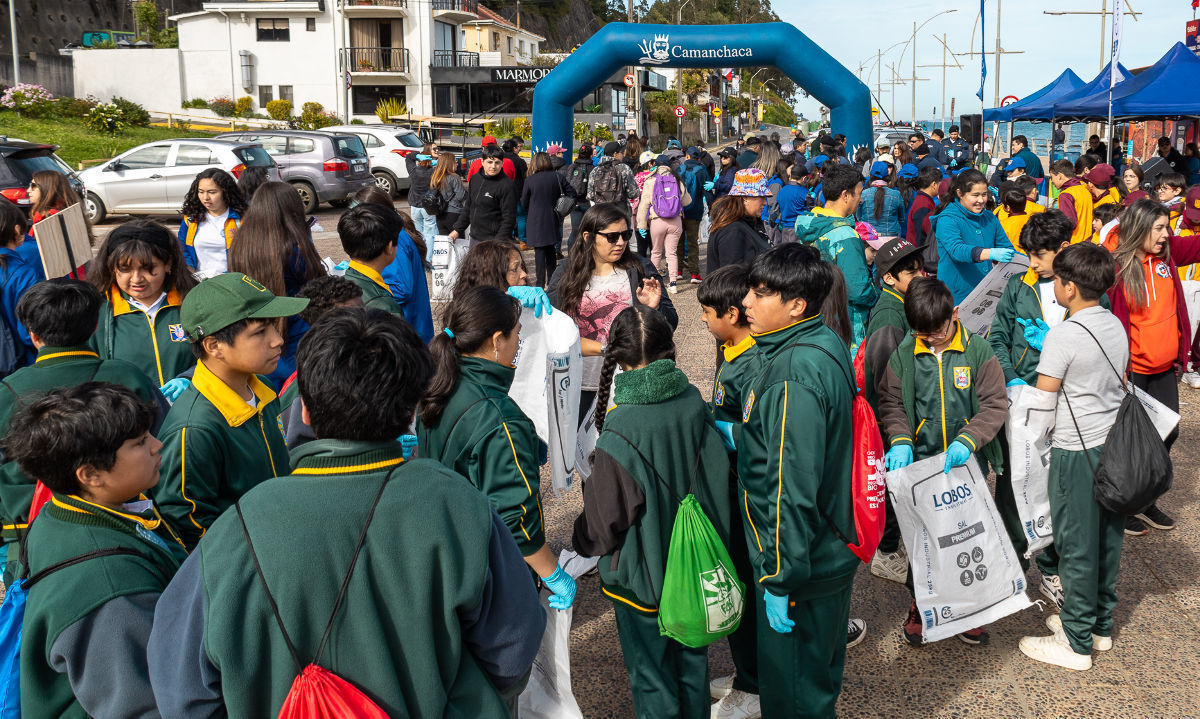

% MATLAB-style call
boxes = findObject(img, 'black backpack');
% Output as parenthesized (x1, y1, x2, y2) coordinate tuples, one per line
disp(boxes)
(590, 162, 625, 204)
(565, 162, 591, 198)
(421, 185, 448, 216)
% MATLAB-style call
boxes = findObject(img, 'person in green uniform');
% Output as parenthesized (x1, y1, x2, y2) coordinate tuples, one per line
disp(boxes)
(1020, 242, 1127, 672)
(89, 219, 199, 388)
(861, 238, 925, 585)
(573, 304, 730, 719)
(337, 203, 405, 317)
(417, 285, 576, 610)
(879, 277, 1008, 646)
(737, 243, 858, 719)
(987, 211, 1076, 608)
(5, 383, 186, 717)
(154, 272, 308, 549)
(148, 308, 544, 716)
(0, 280, 166, 571)
(697, 264, 763, 717)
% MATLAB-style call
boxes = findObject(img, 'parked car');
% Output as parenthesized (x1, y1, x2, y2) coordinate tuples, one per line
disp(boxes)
(0, 138, 85, 214)
(319, 125, 423, 197)
(78, 138, 280, 223)
(216, 130, 373, 212)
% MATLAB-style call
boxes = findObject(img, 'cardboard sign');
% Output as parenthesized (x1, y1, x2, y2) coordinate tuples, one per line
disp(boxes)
(31, 203, 91, 278)
(957, 254, 1031, 336)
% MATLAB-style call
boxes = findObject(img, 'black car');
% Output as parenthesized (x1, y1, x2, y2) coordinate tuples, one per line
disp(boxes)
(0, 138, 84, 214)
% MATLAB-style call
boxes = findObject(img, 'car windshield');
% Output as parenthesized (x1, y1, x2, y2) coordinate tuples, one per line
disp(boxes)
(235, 146, 274, 167)
(6, 152, 68, 183)
(333, 136, 367, 158)
(395, 133, 423, 148)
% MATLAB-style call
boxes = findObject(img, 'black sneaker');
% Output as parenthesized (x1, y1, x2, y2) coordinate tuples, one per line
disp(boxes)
(1124, 516, 1149, 536)
(1136, 505, 1176, 530)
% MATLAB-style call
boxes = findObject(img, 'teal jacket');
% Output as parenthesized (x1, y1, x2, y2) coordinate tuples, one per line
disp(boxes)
(796, 208, 878, 349)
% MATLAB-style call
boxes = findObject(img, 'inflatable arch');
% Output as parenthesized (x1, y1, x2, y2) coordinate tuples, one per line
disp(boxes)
(531, 22, 873, 157)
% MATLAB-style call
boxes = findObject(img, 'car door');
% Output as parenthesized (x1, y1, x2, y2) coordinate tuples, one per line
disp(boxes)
(162, 143, 219, 212)
(101, 144, 171, 212)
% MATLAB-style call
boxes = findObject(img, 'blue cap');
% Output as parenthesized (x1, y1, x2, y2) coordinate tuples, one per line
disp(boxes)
(667, 139, 682, 149)
(870, 161, 892, 179)
(1006, 156, 1026, 170)
(897, 163, 919, 179)
(812, 154, 830, 167)
(685, 146, 701, 158)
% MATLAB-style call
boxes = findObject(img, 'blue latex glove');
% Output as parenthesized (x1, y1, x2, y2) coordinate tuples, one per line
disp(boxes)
(1006, 378, 1028, 387)
(990, 247, 1016, 263)
(507, 285, 553, 318)
(1016, 317, 1050, 351)
(703, 180, 715, 191)
(764, 590, 794, 634)
(714, 420, 736, 452)
(160, 378, 191, 403)
(943, 440, 972, 474)
(638, 228, 649, 239)
(416, 154, 432, 161)
(398, 434, 418, 460)
(333, 260, 349, 272)
(541, 565, 577, 610)
(884, 444, 913, 471)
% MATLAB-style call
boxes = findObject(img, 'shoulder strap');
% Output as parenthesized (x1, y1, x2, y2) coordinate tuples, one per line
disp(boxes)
(22, 547, 150, 590)
(1067, 319, 1125, 385)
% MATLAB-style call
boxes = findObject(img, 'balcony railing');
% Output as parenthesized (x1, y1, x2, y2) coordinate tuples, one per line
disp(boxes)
(432, 0, 478, 13)
(432, 50, 480, 68)
(345, 47, 411, 74)
(342, 0, 407, 8)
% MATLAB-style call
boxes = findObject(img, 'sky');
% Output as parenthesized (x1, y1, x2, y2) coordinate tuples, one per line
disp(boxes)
(772, 0, 1198, 123)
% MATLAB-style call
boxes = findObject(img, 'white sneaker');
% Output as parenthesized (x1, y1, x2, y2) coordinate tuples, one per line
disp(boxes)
(668, 282, 678, 295)
(709, 673, 735, 701)
(711, 690, 761, 719)
(1046, 613, 1112, 651)
(1019, 632, 1092, 671)
(846, 617, 867, 648)
(1182, 371, 1200, 389)
(870, 546, 908, 584)
(1039, 574, 1065, 609)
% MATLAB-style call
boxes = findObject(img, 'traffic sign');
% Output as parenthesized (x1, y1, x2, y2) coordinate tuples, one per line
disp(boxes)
(711, 106, 722, 117)
(714, 117, 721, 126)
(871, 106, 879, 117)
(674, 106, 686, 118)
(623, 73, 635, 87)
(1000, 95, 1019, 106)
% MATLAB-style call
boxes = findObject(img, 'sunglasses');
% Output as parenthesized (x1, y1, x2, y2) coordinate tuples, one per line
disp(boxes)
(595, 229, 632, 244)
(27, 183, 38, 191)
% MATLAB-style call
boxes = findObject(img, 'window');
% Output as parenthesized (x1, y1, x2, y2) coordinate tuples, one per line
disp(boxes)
(278, 85, 293, 103)
(306, 17, 316, 32)
(174, 145, 216, 166)
(492, 31, 500, 51)
(506, 36, 512, 54)
(518, 39, 525, 54)
(256, 18, 289, 42)
(258, 86, 273, 107)
(288, 138, 316, 155)
(359, 133, 382, 148)
(352, 85, 407, 116)
(434, 21, 455, 53)
(118, 145, 170, 169)
(248, 135, 288, 156)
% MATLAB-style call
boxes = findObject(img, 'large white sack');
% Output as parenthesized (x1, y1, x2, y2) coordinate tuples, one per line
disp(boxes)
(1006, 384, 1057, 558)
(888, 453, 1034, 643)
(516, 550, 593, 719)
(429, 234, 469, 301)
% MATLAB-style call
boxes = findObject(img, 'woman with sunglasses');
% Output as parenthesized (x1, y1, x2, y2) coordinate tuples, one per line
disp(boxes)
(548, 202, 677, 423)
(27, 171, 88, 280)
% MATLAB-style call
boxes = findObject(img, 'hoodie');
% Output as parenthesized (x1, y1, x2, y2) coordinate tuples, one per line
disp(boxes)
(795, 208, 879, 349)
(934, 200, 1010, 303)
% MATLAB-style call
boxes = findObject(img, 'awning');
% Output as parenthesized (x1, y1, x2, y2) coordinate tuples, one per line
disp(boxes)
(982, 69, 1084, 123)
(1052, 43, 1200, 121)
(1007, 61, 1130, 122)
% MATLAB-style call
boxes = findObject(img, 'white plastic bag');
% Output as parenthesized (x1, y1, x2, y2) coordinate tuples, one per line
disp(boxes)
(517, 550, 590, 719)
(888, 453, 1034, 643)
(573, 398, 599, 483)
(957, 254, 1031, 336)
(1128, 383, 1180, 441)
(1006, 384, 1056, 558)
(429, 234, 469, 301)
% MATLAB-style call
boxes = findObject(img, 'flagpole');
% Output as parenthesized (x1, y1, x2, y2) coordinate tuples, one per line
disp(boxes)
(1107, 0, 1122, 165)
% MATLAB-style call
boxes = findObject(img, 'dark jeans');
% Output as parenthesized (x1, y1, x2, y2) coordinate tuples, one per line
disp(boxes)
(534, 245, 557, 287)
(567, 203, 589, 248)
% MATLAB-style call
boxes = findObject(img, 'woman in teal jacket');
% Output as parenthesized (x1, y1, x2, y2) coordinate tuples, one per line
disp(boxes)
(935, 169, 1015, 302)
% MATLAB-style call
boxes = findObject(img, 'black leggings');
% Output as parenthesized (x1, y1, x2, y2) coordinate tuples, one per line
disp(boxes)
(1131, 369, 1179, 451)
(534, 245, 557, 287)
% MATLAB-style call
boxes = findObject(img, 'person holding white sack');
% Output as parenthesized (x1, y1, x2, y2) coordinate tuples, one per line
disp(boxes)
(1019, 242, 1129, 672)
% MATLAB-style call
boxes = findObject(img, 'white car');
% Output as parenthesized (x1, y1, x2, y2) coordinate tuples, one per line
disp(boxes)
(79, 138, 280, 222)
(319, 125, 423, 197)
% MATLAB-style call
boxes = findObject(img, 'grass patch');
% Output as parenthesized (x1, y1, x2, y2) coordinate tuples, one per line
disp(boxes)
(0, 111, 215, 168)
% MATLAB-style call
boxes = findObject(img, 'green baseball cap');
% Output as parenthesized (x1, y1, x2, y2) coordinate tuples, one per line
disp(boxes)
(181, 272, 309, 340)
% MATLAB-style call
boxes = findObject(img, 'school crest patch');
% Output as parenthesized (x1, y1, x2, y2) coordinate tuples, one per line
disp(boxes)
(742, 390, 755, 422)
(953, 367, 971, 389)
(169, 324, 187, 342)
(714, 383, 726, 406)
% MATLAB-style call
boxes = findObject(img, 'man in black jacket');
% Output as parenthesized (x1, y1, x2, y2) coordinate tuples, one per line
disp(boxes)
(1158, 136, 1187, 175)
(451, 145, 517, 245)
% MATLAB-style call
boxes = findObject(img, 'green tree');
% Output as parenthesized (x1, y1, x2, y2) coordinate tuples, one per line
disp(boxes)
(762, 103, 796, 127)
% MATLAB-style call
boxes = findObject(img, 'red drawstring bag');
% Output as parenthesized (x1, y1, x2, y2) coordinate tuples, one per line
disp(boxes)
(845, 342, 886, 562)
(27, 482, 51, 524)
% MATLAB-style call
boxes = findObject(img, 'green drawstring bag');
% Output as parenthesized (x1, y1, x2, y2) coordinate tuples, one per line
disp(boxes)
(658, 494, 745, 648)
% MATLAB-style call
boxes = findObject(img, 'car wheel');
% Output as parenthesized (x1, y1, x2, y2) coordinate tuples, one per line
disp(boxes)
(290, 181, 318, 213)
(84, 192, 107, 224)
(372, 170, 396, 197)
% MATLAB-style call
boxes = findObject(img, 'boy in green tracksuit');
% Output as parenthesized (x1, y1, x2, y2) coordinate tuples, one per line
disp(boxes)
(737, 244, 858, 719)
(6, 383, 186, 718)
(1019, 242, 1127, 672)
(338, 203, 405, 317)
(860, 239, 925, 584)
(698, 264, 762, 712)
(149, 308, 544, 716)
(795, 164, 878, 350)
(879, 277, 1008, 646)
(154, 273, 308, 549)
(0, 280, 166, 568)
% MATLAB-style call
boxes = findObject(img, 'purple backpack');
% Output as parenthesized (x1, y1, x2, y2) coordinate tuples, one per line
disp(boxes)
(650, 172, 682, 219)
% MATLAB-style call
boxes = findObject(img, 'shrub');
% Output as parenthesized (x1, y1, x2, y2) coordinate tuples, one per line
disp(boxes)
(573, 120, 590, 142)
(182, 98, 208, 109)
(235, 96, 253, 117)
(350, 118, 365, 125)
(298, 102, 339, 130)
(54, 96, 99, 119)
(1, 84, 55, 117)
(112, 97, 150, 127)
(265, 99, 292, 121)
(209, 97, 236, 117)
(84, 102, 125, 134)
(511, 117, 532, 139)
(593, 123, 613, 142)
(374, 97, 406, 123)
(171, 118, 191, 131)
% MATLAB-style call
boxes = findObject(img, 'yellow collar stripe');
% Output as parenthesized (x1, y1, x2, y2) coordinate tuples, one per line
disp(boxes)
(192, 359, 278, 427)
(914, 321, 967, 355)
(111, 286, 184, 317)
(293, 457, 405, 475)
(751, 313, 823, 338)
(1021, 267, 1040, 288)
(36, 350, 99, 363)
(53, 494, 162, 531)
(722, 335, 757, 362)
(882, 287, 905, 304)
(348, 261, 392, 294)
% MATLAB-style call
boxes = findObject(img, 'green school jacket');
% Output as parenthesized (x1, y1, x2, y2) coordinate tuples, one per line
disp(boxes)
(154, 358, 288, 550)
(344, 262, 404, 317)
(736, 315, 860, 598)
(91, 286, 194, 387)
(881, 322, 1007, 470)
(416, 357, 545, 557)
(711, 335, 761, 453)
(21, 493, 184, 718)
(862, 287, 909, 412)
(0, 346, 164, 538)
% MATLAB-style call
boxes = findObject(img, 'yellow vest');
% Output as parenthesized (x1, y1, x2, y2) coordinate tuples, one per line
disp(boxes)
(1059, 184, 1094, 244)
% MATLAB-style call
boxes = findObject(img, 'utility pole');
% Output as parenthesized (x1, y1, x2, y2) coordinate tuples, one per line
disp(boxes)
(628, 0, 638, 137)
(920, 34, 962, 132)
(994, 0, 1002, 107)
(1043, 1, 1140, 71)
(911, 21, 917, 127)
(676, 0, 693, 139)
(8, 0, 18, 86)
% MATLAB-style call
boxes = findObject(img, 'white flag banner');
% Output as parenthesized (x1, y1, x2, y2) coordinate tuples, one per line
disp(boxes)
(1111, 0, 1124, 87)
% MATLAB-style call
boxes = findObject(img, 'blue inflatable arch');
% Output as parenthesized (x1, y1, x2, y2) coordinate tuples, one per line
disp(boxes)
(532, 22, 872, 157)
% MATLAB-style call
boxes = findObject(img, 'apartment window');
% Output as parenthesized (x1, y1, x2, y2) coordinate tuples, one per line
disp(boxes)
(278, 85, 294, 103)
(306, 18, 316, 32)
(256, 18, 289, 42)
(506, 35, 512, 54)
(518, 39, 524, 54)
(492, 31, 499, 51)
(258, 86, 273, 107)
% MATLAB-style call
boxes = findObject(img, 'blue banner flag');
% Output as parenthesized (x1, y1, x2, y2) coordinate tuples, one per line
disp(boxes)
(976, 0, 987, 101)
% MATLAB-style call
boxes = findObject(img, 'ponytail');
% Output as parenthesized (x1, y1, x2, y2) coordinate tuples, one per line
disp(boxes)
(873, 185, 886, 221)
(591, 305, 675, 433)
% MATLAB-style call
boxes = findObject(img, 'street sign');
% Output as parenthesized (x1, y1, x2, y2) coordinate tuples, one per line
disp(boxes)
(674, 106, 686, 118)
(714, 117, 721, 126)
(871, 107, 879, 117)
(711, 106, 722, 117)
(1000, 95, 1019, 107)
(623, 73, 636, 87)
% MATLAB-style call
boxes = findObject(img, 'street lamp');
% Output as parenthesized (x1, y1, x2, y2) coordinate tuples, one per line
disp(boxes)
(744, 67, 765, 133)
(897, 9, 957, 128)
(676, 0, 693, 138)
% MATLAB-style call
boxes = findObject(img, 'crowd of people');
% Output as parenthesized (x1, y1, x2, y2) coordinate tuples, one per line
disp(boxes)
(0, 122, 1191, 719)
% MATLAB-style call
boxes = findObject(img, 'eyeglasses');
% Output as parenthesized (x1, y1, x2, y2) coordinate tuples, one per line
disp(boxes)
(595, 229, 632, 244)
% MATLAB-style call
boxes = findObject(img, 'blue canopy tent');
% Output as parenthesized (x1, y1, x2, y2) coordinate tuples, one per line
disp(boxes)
(1007, 61, 1130, 122)
(1053, 43, 1200, 121)
(982, 69, 1084, 123)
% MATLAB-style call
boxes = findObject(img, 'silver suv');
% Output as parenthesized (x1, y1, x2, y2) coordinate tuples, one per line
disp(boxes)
(216, 130, 374, 212)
